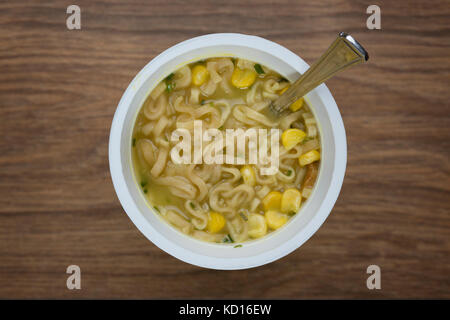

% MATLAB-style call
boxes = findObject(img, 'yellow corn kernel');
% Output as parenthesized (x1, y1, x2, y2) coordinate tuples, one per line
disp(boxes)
(281, 128, 307, 151)
(231, 67, 257, 88)
(281, 188, 302, 214)
(290, 97, 304, 112)
(262, 191, 282, 211)
(265, 210, 288, 230)
(207, 211, 226, 233)
(299, 150, 321, 166)
(279, 86, 289, 95)
(192, 65, 209, 86)
(240, 165, 256, 187)
(248, 213, 267, 238)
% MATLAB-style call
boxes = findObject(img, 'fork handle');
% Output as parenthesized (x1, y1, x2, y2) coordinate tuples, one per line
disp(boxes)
(270, 32, 368, 114)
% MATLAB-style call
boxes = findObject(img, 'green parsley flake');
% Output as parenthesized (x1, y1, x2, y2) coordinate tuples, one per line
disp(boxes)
(254, 64, 265, 74)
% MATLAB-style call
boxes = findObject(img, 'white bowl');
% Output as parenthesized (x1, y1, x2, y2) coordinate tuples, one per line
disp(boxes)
(109, 33, 346, 270)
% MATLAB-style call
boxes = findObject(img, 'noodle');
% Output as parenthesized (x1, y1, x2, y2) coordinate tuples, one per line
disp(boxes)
(132, 57, 321, 243)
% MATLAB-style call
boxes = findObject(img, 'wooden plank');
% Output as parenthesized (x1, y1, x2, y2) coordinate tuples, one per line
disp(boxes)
(0, 0, 448, 298)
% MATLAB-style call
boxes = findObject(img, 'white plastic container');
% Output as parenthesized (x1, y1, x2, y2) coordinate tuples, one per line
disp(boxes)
(109, 33, 346, 270)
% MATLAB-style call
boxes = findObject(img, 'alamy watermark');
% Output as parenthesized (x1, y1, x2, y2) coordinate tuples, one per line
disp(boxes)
(66, 5, 81, 30)
(66, 265, 81, 290)
(366, 5, 381, 30)
(366, 265, 381, 290)
(171, 121, 280, 175)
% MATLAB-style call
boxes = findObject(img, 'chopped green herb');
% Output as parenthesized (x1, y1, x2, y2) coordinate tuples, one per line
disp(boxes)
(140, 180, 148, 187)
(218, 126, 223, 130)
(286, 170, 292, 176)
(132, 138, 136, 147)
(165, 82, 176, 93)
(165, 73, 176, 93)
(239, 212, 248, 221)
(200, 99, 205, 105)
(254, 63, 265, 75)
(189, 202, 195, 209)
(231, 57, 236, 64)
(165, 73, 175, 81)
(143, 189, 148, 194)
(222, 234, 234, 243)
(302, 137, 312, 144)
(153, 206, 160, 213)
(234, 244, 243, 248)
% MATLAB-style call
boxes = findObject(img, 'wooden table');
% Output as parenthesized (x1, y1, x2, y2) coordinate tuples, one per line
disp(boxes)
(0, 0, 448, 299)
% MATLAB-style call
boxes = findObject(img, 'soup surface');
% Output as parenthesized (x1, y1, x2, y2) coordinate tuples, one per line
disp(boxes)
(132, 57, 321, 244)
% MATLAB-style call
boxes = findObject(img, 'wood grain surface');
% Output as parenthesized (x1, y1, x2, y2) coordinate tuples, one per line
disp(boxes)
(0, 0, 449, 299)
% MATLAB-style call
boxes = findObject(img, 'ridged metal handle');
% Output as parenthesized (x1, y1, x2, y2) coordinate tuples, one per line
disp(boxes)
(270, 32, 369, 114)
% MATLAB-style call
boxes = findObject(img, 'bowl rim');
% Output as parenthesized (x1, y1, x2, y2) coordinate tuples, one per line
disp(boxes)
(109, 33, 347, 269)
